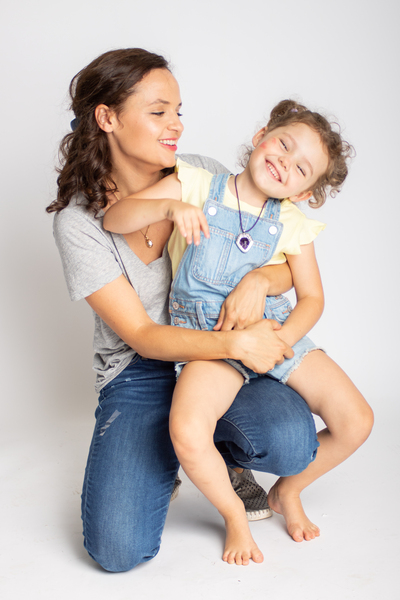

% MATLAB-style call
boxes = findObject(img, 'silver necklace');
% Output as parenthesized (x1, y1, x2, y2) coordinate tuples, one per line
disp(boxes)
(234, 175, 268, 253)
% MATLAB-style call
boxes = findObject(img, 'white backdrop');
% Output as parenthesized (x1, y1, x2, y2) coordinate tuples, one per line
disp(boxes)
(0, 0, 400, 422)
(1, 0, 399, 597)
(1, 0, 398, 425)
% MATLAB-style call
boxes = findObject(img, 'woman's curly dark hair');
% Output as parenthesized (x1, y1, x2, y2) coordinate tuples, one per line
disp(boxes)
(46, 48, 170, 215)
(239, 99, 355, 208)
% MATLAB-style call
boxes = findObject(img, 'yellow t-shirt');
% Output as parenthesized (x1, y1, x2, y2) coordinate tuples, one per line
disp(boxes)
(168, 159, 326, 277)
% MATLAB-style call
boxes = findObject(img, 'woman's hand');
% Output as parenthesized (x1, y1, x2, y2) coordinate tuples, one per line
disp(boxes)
(234, 319, 294, 373)
(165, 199, 209, 246)
(214, 263, 293, 331)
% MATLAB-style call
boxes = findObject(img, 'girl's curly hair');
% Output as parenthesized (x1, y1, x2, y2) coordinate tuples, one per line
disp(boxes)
(46, 48, 171, 215)
(239, 99, 354, 208)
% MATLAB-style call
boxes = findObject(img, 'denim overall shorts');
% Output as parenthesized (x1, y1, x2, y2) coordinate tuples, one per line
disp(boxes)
(169, 173, 318, 384)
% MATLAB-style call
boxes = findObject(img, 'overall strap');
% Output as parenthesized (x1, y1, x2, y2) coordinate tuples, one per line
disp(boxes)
(263, 197, 281, 222)
(207, 173, 231, 204)
(207, 172, 282, 224)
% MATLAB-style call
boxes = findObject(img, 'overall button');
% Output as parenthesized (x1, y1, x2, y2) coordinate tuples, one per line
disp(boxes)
(208, 206, 217, 216)
(172, 301, 179, 310)
(269, 225, 278, 235)
(173, 317, 180, 325)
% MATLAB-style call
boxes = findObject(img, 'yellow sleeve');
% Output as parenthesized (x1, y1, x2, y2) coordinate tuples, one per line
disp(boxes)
(270, 199, 326, 264)
(168, 159, 213, 277)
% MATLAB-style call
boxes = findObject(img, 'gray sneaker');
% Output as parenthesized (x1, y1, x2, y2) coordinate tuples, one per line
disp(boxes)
(228, 466, 272, 521)
(170, 474, 182, 501)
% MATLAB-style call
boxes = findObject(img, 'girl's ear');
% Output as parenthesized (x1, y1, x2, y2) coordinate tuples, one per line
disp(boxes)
(289, 190, 313, 204)
(95, 104, 116, 132)
(252, 127, 267, 147)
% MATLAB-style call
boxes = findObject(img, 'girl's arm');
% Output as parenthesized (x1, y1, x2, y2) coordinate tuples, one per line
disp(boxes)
(85, 274, 294, 374)
(103, 173, 209, 245)
(277, 242, 324, 347)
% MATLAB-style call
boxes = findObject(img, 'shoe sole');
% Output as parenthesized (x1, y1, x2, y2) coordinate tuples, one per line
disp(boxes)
(170, 478, 182, 502)
(170, 487, 180, 501)
(246, 508, 273, 521)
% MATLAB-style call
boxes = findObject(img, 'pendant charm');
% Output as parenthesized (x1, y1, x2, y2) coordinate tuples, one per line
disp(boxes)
(145, 236, 153, 248)
(236, 233, 253, 253)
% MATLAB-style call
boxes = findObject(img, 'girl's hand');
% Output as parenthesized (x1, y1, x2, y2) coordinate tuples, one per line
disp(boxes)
(214, 269, 268, 331)
(165, 200, 210, 246)
(214, 263, 293, 331)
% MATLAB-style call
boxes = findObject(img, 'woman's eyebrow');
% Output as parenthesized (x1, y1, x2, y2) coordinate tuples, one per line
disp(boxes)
(149, 99, 182, 108)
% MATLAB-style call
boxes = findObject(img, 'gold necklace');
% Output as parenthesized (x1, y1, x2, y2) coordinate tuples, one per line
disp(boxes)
(110, 190, 153, 248)
(139, 226, 153, 248)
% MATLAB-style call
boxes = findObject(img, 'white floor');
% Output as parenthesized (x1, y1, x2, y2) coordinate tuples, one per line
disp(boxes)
(2, 403, 398, 600)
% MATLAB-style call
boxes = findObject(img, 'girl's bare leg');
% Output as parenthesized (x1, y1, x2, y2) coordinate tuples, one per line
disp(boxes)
(268, 350, 374, 542)
(170, 360, 264, 565)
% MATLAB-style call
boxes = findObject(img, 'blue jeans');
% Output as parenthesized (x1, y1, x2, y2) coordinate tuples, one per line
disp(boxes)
(81, 356, 318, 572)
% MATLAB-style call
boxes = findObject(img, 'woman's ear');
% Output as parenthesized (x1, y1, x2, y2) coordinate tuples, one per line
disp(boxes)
(95, 104, 116, 132)
(289, 190, 313, 204)
(252, 127, 267, 147)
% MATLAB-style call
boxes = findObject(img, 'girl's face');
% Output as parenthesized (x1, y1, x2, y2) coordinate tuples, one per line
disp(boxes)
(98, 68, 184, 174)
(249, 123, 329, 202)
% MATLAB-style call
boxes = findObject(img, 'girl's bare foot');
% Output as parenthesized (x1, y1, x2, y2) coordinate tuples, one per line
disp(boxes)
(222, 510, 264, 565)
(268, 482, 320, 543)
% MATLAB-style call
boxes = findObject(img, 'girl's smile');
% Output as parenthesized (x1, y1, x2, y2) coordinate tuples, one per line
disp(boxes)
(265, 160, 282, 182)
(237, 123, 329, 207)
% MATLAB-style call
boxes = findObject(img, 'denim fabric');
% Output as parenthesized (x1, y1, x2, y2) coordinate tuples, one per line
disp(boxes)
(215, 375, 318, 475)
(170, 173, 283, 309)
(81, 357, 178, 572)
(170, 173, 317, 383)
(82, 356, 318, 572)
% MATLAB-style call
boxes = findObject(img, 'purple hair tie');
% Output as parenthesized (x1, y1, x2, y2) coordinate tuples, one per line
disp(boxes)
(291, 108, 298, 113)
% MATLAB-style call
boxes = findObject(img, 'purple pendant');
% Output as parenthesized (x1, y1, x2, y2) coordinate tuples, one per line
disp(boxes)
(236, 233, 253, 253)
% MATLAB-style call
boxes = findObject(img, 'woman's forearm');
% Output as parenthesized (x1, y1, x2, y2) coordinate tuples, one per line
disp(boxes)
(86, 275, 293, 373)
(127, 320, 293, 374)
(131, 320, 233, 361)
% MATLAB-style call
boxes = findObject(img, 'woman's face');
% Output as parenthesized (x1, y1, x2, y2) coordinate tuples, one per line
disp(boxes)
(106, 68, 184, 173)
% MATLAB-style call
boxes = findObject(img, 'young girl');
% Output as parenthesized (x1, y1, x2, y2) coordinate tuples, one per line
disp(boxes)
(103, 99, 374, 566)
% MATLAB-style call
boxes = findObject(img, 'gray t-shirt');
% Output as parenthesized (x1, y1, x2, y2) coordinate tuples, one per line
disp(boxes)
(53, 154, 229, 392)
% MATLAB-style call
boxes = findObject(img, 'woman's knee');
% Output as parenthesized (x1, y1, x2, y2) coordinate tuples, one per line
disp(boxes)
(245, 401, 319, 476)
(256, 419, 319, 476)
(216, 377, 319, 475)
(84, 530, 160, 572)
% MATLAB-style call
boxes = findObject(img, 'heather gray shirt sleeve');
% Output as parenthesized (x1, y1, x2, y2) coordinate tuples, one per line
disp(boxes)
(53, 197, 122, 302)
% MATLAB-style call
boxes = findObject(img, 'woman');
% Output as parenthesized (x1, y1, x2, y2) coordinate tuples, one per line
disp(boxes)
(47, 48, 319, 572)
